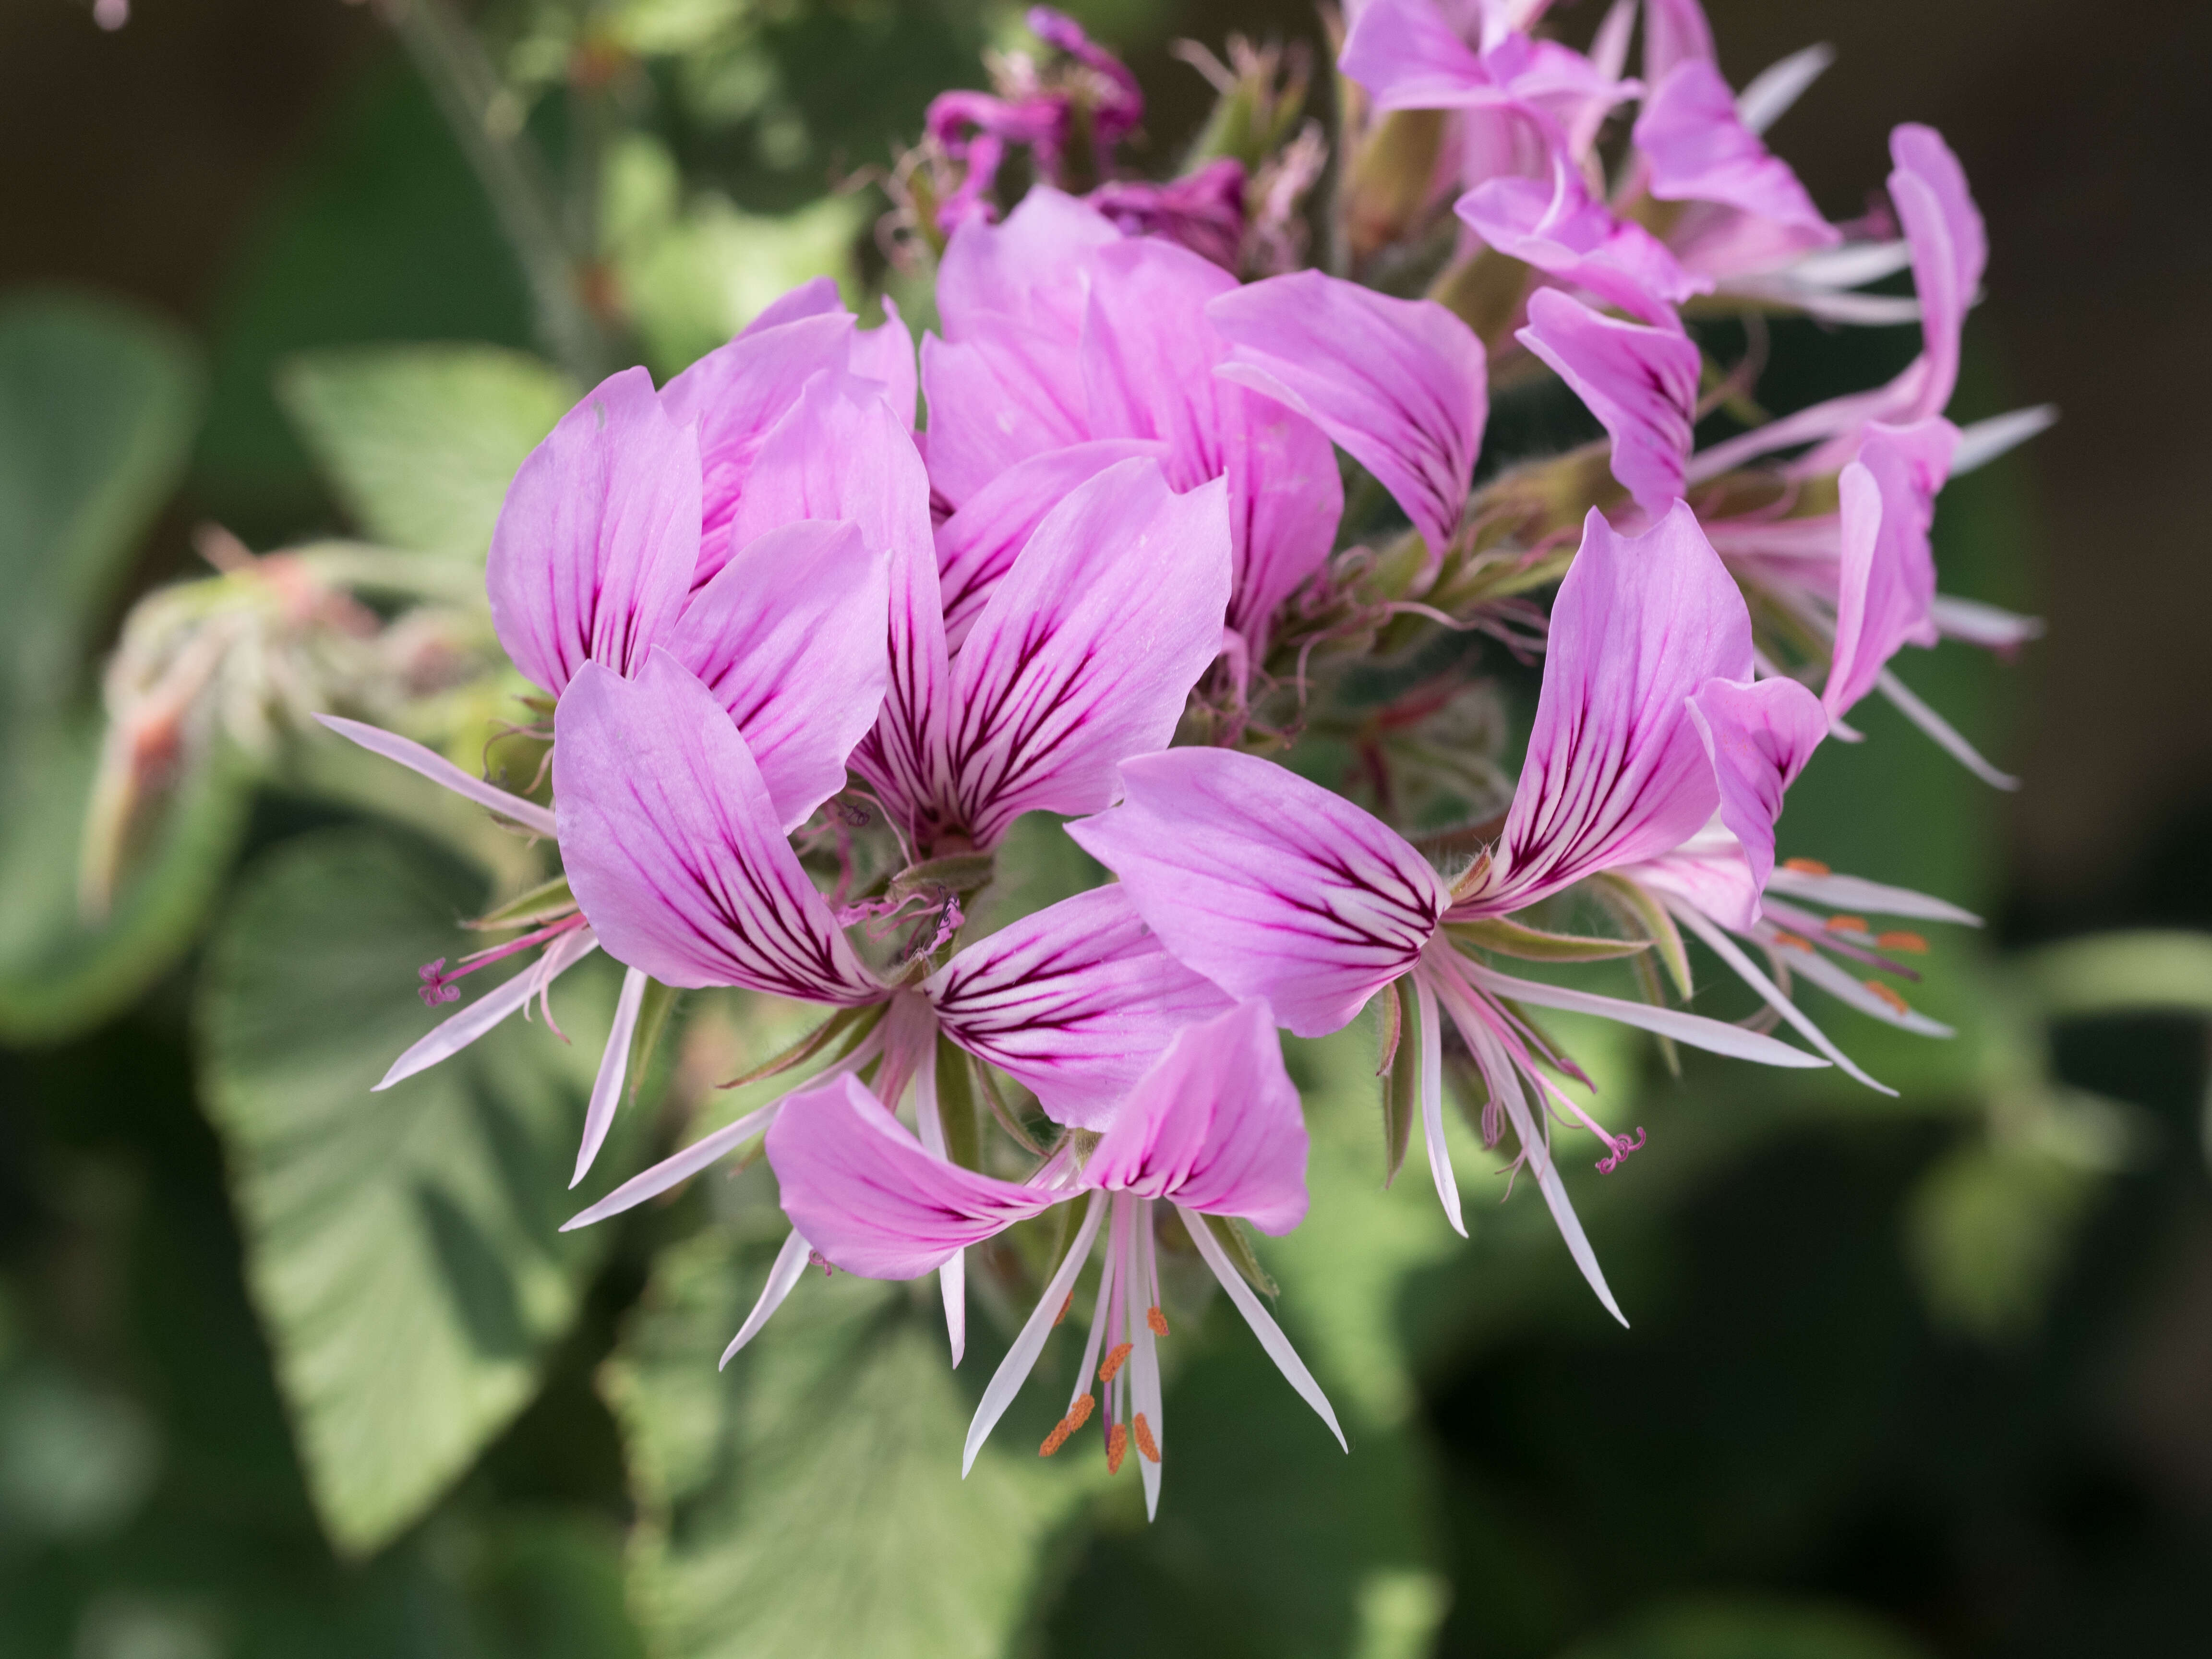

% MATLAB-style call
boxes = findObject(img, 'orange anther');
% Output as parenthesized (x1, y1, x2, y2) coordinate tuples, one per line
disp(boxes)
(1064, 1393, 1095, 1432)
(1825, 914, 1870, 935)
(1146, 1305, 1169, 1336)
(1053, 1291, 1073, 1327)
(1134, 1413, 1161, 1464)
(1106, 1423, 1129, 1474)
(1039, 1420, 1074, 1457)
(1099, 1341, 1134, 1382)
(1783, 857, 1831, 876)
(1864, 980, 1911, 1016)
(1772, 930, 1814, 951)
(1876, 931, 1928, 954)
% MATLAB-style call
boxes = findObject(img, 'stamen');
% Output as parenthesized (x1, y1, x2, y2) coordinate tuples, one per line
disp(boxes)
(1595, 1126, 1647, 1174)
(1864, 980, 1911, 1016)
(1053, 1290, 1074, 1327)
(1133, 1412, 1161, 1464)
(1782, 857, 1831, 876)
(1876, 931, 1928, 954)
(1145, 1305, 1169, 1337)
(1772, 930, 1815, 951)
(1825, 914, 1871, 935)
(413, 913, 588, 1007)
(1106, 1422, 1129, 1474)
(1039, 1420, 1074, 1457)
(1099, 1341, 1134, 1382)
(1064, 1393, 1095, 1432)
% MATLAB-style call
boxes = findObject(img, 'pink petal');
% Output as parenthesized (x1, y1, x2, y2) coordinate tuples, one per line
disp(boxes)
(739, 277, 842, 334)
(1633, 61, 1837, 268)
(933, 438, 1165, 652)
(939, 459, 1232, 848)
(1222, 385, 1345, 651)
(926, 885, 1234, 1130)
(1480, 503, 1752, 909)
(1887, 123, 1983, 423)
(1641, 0, 1716, 84)
(848, 518, 953, 848)
(486, 366, 698, 696)
(934, 185, 1118, 343)
(1683, 674, 1828, 930)
(660, 312, 856, 584)
(916, 323, 1092, 508)
(552, 653, 881, 1002)
(1515, 288, 1699, 519)
(1457, 160, 1707, 329)
(1213, 270, 1486, 574)
(1079, 238, 1239, 490)
(722, 370, 932, 575)
(1824, 417, 1959, 717)
(667, 518, 890, 831)
(851, 296, 917, 431)
(764, 1072, 1053, 1278)
(1068, 749, 1449, 1040)
(1338, 0, 1491, 111)
(1083, 1000, 1309, 1234)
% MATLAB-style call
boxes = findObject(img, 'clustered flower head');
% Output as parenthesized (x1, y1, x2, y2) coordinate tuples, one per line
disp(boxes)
(326, 0, 2047, 1516)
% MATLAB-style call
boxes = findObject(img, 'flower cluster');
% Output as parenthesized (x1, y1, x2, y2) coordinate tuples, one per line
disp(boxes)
(327, 0, 2044, 1515)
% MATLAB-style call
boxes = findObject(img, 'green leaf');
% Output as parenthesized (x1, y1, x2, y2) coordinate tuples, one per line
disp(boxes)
(602, 1227, 1086, 1659)
(2019, 929, 2212, 1021)
(276, 344, 575, 558)
(0, 291, 202, 722)
(197, 826, 621, 1556)
(1902, 1137, 2103, 1340)
(1555, 1596, 1933, 1659)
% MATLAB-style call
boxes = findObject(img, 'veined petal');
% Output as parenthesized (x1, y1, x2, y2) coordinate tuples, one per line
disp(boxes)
(313, 715, 557, 838)
(722, 371, 933, 576)
(1338, 0, 1492, 110)
(1069, 749, 1449, 1039)
(1516, 288, 1699, 519)
(660, 311, 856, 584)
(668, 518, 890, 831)
(1824, 418, 1958, 716)
(917, 324, 1092, 508)
(1684, 674, 1827, 930)
(941, 459, 1232, 848)
(926, 885, 1232, 1130)
(1213, 271, 1486, 574)
(934, 439, 1165, 651)
(1478, 504, 1751, 910)
(553, 653, 881, 1002)
(376, 926, 599, 1091)
(765, 1072, 1054, 1278)
(1079, 238, 1239, 490)
(486, 366, 699, 696)
(1082, 1001, 1309, 1233)
(1222, 381, 1345, 650)
(1176, 1202, 1346, 1451)
(850, 515, 955, 847)
(1461, 959, 1828, 1067)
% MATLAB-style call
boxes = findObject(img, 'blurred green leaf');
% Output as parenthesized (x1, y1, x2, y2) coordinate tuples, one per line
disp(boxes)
(0, 291, 202, 720)
(0, 293, 244, 1043)
(602, 1226, 1085, 1659)
(2020, 929, 2212, 1020)
(1903, 1136, 2102, 1340)
(197, 826, 620, 1556)
(1555, 1596, 1932, 1659)
(276, 344, 575, 558)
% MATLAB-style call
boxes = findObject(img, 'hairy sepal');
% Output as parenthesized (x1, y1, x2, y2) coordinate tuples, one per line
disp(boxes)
(1443, 915, 1652, 963)
(719, 1000, 887, 1091)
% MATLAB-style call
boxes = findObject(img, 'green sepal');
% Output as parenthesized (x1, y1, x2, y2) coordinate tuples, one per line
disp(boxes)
(1203, 1212, 1281, 1299)
(466, 871, 575, 930)
(1443, 914, 1651, 962)
(717, 999, 885, 1090)
(1379, 978, 1418, 1190)
(889, 852, 998, 900)
(1588, 872, 1695, 999)
(973, 1061, 1046, 1156)
(936, 1033, 983, 1173)
(625, 976, 682, 1106)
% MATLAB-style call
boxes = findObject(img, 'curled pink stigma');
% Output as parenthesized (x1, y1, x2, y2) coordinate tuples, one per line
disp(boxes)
(412, 913, 588, 1008)
(1596, 1127, 1648, 1175)
(417, 960, 462, 1007)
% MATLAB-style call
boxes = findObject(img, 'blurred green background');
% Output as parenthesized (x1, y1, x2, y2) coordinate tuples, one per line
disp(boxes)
(2, 2, 2210, 1656)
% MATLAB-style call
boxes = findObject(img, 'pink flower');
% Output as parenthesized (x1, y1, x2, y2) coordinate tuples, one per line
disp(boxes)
(1071, 504, 1832, 1319)
(1458, 156, 1709, 330)
(1515, 287, 1701, 519)
(1087, 158, 1249, 272)
(766, 1001, 1342, 1515)
(920, 190, 1342, 656)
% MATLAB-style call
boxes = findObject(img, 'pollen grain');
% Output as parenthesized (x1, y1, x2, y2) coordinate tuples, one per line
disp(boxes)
(1864, 980, 1911, 1016)
(1783, 857, 1831, 876)
(1106, 1423, 1129, 1474)
(1133, 1413, 1161, 1463)
(1876, 931, 1928, 953)
(1825, 914, 1870, 935)
(1099, 1341, 1134, 1382)
(1146, 1305, 1169, 1336)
